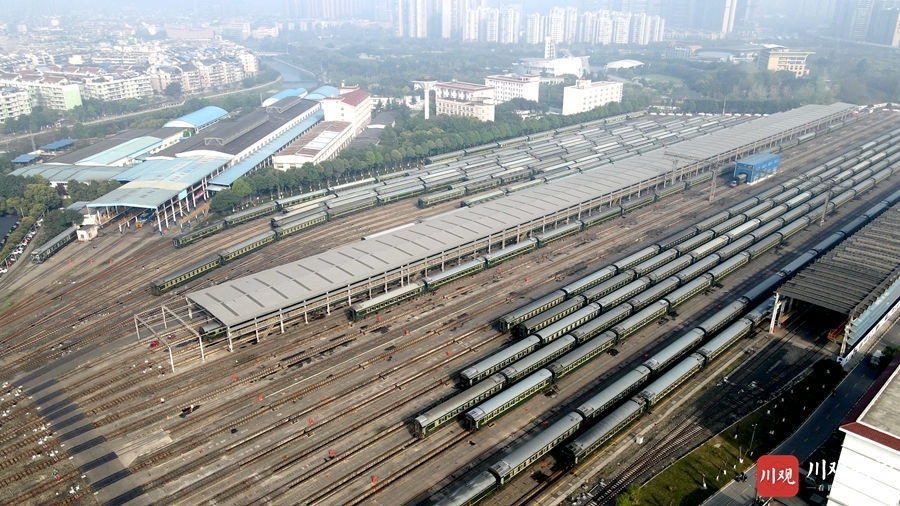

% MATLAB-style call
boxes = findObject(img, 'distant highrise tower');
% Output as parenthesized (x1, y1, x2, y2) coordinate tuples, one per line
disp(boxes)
(663, 0, 737, 34)
(441, 0, 466, 39)
(482, 7, 500, 42)
(396, 0, 429, 38)
(835, 0, 875, 41)
(548, 7, 566, 43)
(564, 6, 579, 43)
(611, 12, 631, 43)
(697, 0, 737, 33)
(463, 7, 480, 40)
(544, 37, 556, 59)
(579, 11, 599, 44)
(867, 5, 900, 46)
(630, 12, 648, 44)
(526, 12, 545, 44)
(498, 6, 521, 44)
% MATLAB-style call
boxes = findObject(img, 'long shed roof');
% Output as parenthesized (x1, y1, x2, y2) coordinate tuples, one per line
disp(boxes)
(778, 203, 900, 318)
(86, 157, 227, 209)
(187, 103, 855, 327)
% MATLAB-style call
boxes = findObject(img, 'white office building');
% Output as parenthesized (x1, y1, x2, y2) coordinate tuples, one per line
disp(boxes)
(561, 79, 623, 116)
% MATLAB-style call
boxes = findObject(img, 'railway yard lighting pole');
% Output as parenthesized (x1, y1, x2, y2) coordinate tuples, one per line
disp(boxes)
(749, 423, 758, 457)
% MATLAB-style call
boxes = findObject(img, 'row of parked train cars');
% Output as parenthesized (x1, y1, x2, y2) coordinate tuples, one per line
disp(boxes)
(170, 111, 653, 251)
(149, 107, 823, 295)
(352, 138, 900, 322)
(152, 111, 705, 295)
(426, 154, 900, 503)
(414, 147, 893, 437)
(151, 164, 715, 296)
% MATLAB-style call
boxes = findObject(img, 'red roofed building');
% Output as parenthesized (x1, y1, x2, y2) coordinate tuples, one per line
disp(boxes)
(273, 87, 372, 171)
(321, 86, 372, 136)
(828, 352, 900, 505)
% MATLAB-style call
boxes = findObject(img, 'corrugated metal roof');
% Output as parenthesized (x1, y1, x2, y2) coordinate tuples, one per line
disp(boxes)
(10, 153, 40, 163)
(155, 99, 318, 158)
(665, 103, 852, 160)
(10, 163, 126, 182)
(261, 88, 307, 107)
(188, 164, 659, 326)
(778, 203, 900, 317)
(208, 109, 324, 186)
(186, 104, 855, 327)
(39, 138, 76, 150)
(87, 157, 226, 209)
(75, 136, 162, 166)
(310, 85, 339, 98)
(163, 106, 228, 129)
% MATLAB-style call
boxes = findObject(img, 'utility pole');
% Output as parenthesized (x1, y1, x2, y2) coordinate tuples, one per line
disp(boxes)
(663, 150, 704, 192)
(819, 190, 832, 226)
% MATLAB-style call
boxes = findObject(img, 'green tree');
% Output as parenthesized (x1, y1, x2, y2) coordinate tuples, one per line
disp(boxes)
(25, 180, 63, 217)
(164, 82, 183, 98)
(209, 190, 242, 214)
(616, 484, 642, 506)
(231, 178, 253, 199)
(6, 196, 26, 218)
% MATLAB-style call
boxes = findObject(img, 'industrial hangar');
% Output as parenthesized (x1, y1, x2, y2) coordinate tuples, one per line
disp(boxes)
(183, 102, 857, 342)
(11, 89, 340, 232)
(775, 202, 900, 359)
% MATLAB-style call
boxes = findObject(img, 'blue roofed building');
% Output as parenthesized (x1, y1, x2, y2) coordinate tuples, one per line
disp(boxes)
(156, 97, 323, 190)
(305, 85, 340, 100)
(9, 94, 329, 235)
(163, 105, 228, 133)
(39, 138, 77, 152)
(261, 88, 307, 107)
(87, 157, 228, 229)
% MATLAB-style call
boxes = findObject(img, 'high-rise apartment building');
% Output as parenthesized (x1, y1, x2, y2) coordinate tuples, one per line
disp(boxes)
(0, 88, 32, 123)
(662, 0, 737, 34)
(498, 6, 520, 44)
(525, 13, 545, 44)
(868, 6, 900, 46)
(836, 0, 875, 41)
(547, 7, 566, 43)
(396, 0, 429, 38)
(483, 8, 500, 42)
(611, 12, 632, 43)
(441, 0, 466, 39)
(564, 6, 580, 43)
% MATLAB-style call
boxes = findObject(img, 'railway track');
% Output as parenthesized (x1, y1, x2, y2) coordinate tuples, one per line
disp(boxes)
(135, 286, 517, 501)
(0, 113, 895, 505)
(144, 204, 680, 504)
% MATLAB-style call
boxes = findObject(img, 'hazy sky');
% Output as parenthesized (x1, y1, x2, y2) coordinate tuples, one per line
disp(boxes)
(0, 0, 642, 22)
(0, 0, 287, 20)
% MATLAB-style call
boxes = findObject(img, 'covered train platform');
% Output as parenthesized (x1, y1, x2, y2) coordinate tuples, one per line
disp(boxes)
(84, 157, 231, 233)
(13, 97, 326, 234)
(775, 200, 900, 361)
(182, 103, 857, 344)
